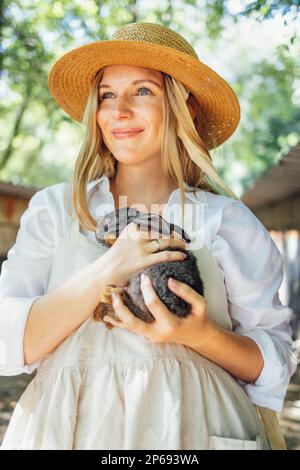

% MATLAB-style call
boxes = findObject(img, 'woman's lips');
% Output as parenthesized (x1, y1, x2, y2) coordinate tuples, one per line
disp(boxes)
(112, 130, 144, 139)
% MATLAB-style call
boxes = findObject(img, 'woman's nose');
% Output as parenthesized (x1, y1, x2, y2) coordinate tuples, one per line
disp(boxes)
(111, 96, 133, 118)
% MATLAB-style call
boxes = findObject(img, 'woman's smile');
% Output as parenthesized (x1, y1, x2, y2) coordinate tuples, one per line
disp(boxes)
(112, 130, 144, 139)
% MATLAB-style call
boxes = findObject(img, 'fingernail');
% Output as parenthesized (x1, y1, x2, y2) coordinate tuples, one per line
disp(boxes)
(111, 293, 119, 302)
(141, 273, 149, 283)
(169, 277, 178, 286)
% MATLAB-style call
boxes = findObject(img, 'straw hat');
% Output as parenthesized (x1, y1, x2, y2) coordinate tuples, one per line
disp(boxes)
(48, 22, 240, 149)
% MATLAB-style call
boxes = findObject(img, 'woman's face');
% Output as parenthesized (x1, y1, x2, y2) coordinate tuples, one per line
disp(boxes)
(96, 65, 165, 166)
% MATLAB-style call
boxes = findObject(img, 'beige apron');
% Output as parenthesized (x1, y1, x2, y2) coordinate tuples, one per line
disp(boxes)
(1, 212, 271, 450)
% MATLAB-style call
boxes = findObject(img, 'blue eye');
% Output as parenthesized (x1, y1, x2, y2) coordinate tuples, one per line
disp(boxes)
(99, 87, 152, 101)
(137, 87, 152, 96)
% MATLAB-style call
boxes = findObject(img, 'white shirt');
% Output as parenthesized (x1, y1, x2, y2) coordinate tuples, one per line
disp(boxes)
(0, 175, 297, 412)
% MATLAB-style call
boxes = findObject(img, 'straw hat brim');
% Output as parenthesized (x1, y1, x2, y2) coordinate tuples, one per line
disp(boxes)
(48, 40, 240, 149)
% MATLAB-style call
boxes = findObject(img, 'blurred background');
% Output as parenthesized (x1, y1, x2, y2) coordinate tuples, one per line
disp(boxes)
(0, 0, 299, 449)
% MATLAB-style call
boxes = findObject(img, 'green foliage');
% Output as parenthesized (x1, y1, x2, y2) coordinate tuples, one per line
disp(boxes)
(238, 0, 299, 20)
(216, 40, 300, 193)
(0, 0, 299, 194)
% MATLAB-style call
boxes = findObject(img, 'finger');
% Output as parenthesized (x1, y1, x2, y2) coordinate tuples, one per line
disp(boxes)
(146, 241, 187, 256)
(140, 230, 161, 243)
(111, 293, 146, 332)
(126, 224, 160, 244)
(148, 238, 187, 253)
(140, 274, 171, 321)
(167, 278, 206, 312)
(111, 293, 134, 323)
(122, 221, 141, 241)
(148, 250, 187, 265)
(103, 315, 123, 328)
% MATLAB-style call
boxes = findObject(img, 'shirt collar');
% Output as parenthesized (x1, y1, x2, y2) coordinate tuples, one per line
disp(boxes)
(87, 175, 208, 206)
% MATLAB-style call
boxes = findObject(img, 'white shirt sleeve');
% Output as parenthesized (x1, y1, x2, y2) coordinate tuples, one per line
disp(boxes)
(210, 198, 298, 412)
(0, 186, 58, 376)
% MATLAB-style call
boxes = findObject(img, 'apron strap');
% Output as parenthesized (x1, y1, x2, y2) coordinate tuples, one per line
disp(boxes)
(255, 406, 287, 450)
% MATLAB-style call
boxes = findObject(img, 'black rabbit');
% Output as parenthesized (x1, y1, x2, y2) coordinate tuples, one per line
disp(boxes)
(93, 207, 204, 328)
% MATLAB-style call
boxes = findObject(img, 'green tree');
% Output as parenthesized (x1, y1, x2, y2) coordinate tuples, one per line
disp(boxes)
(0, 0, 299, 193)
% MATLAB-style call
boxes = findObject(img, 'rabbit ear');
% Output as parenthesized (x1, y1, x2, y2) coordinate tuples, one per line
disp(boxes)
(127, 206, 141, 219)
(135, 213, 171, 237)
(96, 215, 106, 229)
(169, 222, 191, 243)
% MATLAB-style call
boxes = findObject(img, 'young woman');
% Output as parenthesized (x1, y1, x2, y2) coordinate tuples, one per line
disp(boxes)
(0, 22, 297, 450)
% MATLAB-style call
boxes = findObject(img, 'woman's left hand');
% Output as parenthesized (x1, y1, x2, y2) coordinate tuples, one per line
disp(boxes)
(103, 273, 210, 347)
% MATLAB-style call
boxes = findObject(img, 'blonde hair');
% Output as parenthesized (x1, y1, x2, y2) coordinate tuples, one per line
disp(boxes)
(69, 67, 240, 233)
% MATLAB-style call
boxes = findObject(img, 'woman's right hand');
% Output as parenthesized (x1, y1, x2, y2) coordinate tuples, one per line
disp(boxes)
(91, 221, 187, 288)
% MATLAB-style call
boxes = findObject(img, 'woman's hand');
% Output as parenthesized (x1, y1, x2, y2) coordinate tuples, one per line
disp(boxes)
(91, 221, 187, 288)
(103, 273, 210, 347)
(102, 273, 265, 383)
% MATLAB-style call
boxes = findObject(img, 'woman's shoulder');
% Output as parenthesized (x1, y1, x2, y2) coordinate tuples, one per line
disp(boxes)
(28, 181, 73, 241)
(206, 190, 279, 261)
(34, 181, 71, 198)
(203, 191, 260, 226)
(197, 190, 273, 252)
(202, 190, 243, 210)
(34, 181, 72, 207)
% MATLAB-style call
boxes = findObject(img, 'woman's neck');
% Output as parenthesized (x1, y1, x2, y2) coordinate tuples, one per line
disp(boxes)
(109, 175, 177, 213)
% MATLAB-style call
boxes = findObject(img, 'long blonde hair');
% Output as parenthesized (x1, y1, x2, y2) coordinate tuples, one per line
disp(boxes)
(69, 67, 240, 232)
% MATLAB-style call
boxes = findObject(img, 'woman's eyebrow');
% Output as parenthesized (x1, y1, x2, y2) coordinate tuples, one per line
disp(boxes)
(99, 79, 162, 89)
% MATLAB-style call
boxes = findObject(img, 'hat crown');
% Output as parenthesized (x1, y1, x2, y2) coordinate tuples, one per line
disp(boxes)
(111, 22, 199, 60)
(48, 22, 240, 149)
